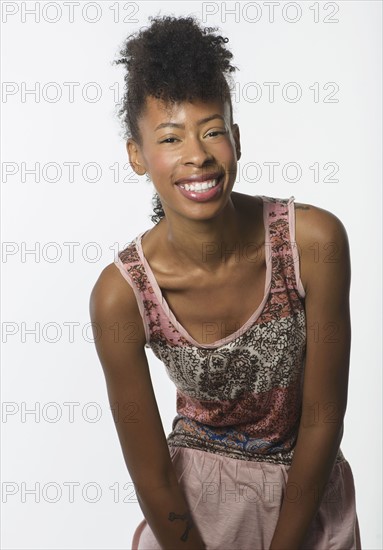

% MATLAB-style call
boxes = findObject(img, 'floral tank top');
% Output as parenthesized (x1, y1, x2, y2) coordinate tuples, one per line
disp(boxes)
(114, 195, 345, 466)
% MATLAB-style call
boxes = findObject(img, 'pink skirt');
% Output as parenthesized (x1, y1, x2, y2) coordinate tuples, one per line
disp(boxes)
(131, 446, 362, 550)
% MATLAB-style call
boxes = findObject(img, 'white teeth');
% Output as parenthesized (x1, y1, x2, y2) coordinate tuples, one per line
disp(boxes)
(184, 179, 218, 192)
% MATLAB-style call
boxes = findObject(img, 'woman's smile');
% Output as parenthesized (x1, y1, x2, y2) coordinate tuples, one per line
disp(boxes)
(175, 173, 224, 202)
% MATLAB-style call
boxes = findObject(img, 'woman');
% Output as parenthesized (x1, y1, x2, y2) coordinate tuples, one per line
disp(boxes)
(89, 15, 361, 550)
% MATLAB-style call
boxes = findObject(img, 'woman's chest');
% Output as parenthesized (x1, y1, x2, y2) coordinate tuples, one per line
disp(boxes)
(154, 251, 268, 346)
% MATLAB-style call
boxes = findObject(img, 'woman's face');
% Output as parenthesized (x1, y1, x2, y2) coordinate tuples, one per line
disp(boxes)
(127, 95, 241, 222)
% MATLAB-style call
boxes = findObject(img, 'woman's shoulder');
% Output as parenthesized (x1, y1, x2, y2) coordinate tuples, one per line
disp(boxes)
(292, 198, 349, 248)
(291, 199, 350, 296)
(234, 192, 348, 239)
(239, 193, 350, 295)
(89, 259, 148, 345)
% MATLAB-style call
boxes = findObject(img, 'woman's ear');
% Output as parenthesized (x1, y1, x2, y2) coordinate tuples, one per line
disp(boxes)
(126, 139, 147, 175)
(232, 123, 241, 161)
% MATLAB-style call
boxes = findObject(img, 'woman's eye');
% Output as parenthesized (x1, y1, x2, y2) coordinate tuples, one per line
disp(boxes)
(207, 131, 226, 137)
(160, 131, 226, 144)
(160, 137, 178, 144)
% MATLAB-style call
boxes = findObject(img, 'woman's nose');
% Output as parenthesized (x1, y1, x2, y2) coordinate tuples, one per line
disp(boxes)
(182, 137, 213, 165)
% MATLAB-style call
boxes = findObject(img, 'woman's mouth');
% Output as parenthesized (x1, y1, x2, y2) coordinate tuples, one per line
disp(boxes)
(176, 174, 224, 202)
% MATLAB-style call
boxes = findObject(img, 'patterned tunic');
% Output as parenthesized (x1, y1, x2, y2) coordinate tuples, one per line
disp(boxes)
(114, 195, 360, 550)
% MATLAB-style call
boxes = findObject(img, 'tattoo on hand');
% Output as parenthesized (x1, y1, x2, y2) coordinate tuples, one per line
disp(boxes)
(168, 511, 195, 542)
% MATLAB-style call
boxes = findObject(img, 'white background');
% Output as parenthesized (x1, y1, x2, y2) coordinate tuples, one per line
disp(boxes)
(1, 1, 382, 548)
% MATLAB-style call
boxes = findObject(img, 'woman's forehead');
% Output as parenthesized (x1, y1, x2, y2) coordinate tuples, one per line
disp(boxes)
(141, 95, 230, 124)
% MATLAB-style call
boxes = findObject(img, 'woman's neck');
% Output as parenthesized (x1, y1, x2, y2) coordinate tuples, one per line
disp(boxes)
(155, 192, 259, 274)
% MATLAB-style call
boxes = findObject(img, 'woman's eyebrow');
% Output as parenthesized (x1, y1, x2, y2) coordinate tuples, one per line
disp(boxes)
(154, 114, 225, 131)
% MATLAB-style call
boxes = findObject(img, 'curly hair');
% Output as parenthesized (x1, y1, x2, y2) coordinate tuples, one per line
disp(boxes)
(113, 14, 239, 225)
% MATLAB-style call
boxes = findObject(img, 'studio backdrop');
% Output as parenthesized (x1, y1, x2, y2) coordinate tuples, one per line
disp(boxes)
(1, 1, 382, 549)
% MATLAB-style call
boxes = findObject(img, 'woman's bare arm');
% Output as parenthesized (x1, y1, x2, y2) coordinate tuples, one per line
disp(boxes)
(89, 263, 206, 550)
(269, 204, 352, 549)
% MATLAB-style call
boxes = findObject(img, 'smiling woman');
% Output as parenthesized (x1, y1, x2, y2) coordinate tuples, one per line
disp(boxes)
(89, 14, 362, 550)
(113, 14, 239, 225)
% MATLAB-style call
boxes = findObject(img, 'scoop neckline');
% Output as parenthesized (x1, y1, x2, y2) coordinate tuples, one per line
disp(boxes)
(135, 195, 272, 349)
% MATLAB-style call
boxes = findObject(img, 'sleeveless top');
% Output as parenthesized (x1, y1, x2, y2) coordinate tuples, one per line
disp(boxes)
(114, 195, 345, 466)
